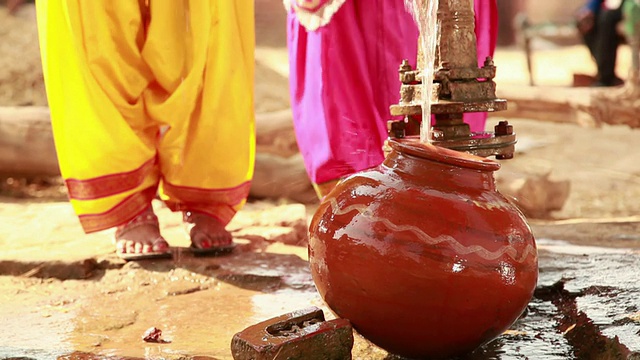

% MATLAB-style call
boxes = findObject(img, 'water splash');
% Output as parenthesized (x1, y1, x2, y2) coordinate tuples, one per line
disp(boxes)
(403, 0, 439, 143)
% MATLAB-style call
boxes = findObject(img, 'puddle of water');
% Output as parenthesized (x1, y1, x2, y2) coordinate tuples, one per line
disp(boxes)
(465, 299, 573, 359)
(1, 239, 639, 359)
(0, 301, 75, 358)
(603, 324, 640, 352)
(577, 293, 640, 352)
(536, 241, 640, 356)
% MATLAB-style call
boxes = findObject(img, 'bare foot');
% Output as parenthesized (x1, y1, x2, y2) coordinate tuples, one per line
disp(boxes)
(183, 211, 233, 251)
(115, 207, 170, 260)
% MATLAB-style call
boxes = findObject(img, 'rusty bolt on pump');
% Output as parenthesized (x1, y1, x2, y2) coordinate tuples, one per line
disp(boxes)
(399, 59, 416, 84)
(399, 59, 412, 73)
(387, 120, 406, 139)
(494, 121, 513, 136)
(230, 307, 354, 360)
(494, 121, 515, 159)
(483, 56, 495, 68)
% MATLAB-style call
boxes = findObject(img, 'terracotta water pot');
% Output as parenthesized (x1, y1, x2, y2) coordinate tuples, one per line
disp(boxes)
(308, 138, 538, 359)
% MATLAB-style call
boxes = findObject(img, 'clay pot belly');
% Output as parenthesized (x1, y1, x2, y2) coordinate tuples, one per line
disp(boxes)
(309, 139, 538, 359)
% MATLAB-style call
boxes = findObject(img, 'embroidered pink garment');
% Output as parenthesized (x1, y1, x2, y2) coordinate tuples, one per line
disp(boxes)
(283, 0, 347, 30)
(292, 0, 332, 11)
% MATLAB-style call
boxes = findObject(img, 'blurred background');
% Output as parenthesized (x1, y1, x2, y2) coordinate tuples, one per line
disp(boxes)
(1, 0, 639, 221)
(1, 0, 627, 107)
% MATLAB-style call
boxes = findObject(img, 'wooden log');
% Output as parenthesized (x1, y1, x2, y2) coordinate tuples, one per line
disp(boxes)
(252, 109, 317, 202)
(253, 109, 316, 202)
(497, 84, 596, 127)
(0, 105, 314, 201)
(0, 106, 59, 177)
(251, 152, 316, 204)
(255, 109, 299, 158)
(497, 83, 640, 129)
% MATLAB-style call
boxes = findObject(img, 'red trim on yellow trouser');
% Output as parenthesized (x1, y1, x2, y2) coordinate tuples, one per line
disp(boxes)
(161, 180, 251, 226)
(165, 202, 237, 226)
(161, 180, 251, 206)
(66, 158, 156, 200)
(77, 187, 157, 233)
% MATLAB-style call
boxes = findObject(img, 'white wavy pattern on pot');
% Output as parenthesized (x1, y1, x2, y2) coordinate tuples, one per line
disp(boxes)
(323, 197, 537, 263)
(282, 0, 348, 31)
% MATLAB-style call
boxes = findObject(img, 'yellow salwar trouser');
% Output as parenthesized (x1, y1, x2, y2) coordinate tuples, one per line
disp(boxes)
(36, 1, 255, 233)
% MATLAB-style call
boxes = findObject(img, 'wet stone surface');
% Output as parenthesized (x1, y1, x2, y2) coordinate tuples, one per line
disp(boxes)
(0, 202, 639, 359)
(0, 237, 639, 359)
(462, 242, 640, 360)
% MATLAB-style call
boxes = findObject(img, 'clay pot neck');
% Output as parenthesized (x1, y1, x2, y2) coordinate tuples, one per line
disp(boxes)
(384, 138, 500, 191)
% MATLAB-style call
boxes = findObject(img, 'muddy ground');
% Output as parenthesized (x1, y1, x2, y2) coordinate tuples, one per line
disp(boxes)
(1, 1, 640, 359)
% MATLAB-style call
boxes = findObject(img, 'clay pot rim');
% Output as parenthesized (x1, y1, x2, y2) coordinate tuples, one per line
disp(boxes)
(389, 137, 501, 172)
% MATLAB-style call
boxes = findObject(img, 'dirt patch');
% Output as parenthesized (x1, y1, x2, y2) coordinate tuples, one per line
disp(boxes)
(0, 4, 46, 107)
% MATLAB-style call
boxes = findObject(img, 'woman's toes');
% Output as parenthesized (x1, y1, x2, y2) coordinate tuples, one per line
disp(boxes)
(152, 240, 169, 253)
(134, 241, 145, 254)
(126, 240, 136, 254)
(211, 233, 232, 247)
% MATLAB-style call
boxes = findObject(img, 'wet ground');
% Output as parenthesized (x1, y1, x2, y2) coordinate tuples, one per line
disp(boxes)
(0, 200, 318, 360)
(1, 197, 640, 360)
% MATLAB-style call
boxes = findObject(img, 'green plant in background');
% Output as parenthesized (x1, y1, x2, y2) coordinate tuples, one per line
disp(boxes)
(623, 0, 640, 75)
(623, 0, 640, 37)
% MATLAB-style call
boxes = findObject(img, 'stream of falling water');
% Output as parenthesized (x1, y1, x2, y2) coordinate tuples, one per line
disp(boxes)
(404, 0, 439, 143)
